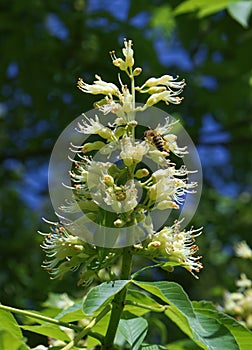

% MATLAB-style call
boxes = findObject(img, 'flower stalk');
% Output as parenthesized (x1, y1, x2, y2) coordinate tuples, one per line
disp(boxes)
(102, 248, 133, 349)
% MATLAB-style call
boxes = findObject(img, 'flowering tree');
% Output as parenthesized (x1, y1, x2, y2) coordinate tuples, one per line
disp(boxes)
(0, 40, 251, 350)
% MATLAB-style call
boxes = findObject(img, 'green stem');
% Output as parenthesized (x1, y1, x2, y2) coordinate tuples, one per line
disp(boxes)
(73, 304, 110, 345)
(61, 304, 110, 350)
(0, 304, 80, 331)
(102, 247, 132, 350)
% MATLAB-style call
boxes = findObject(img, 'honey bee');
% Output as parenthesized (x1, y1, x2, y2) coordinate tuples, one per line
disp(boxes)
(144, 129, 169, 155)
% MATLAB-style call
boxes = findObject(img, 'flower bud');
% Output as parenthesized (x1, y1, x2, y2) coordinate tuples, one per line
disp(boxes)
(133, 67, 142, 76)
(98, 127, 116, 141)
(114, 219, 123, 227)
(148, 241, 161, 249)
(148, 184, 157, 200)
(103, 175, 114, 187)
(82, 141, 105, 153)
(135, 168, 149, 178)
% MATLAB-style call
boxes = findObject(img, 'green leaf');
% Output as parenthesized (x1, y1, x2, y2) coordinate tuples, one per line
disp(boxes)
(0, 310, 29, 350)
(133, 281, 239, 350)
(125, 289, 162, 316)
(83, 280, 131, 316)
(0, 330, 29, 350)
(140, 344, 167, 350)
(116, 317, 148, 350)
(55, 300, 84, 322)
(228, 1, 252, 28)
(87, 312, 110, 349)
(174, 0, 239, 18)
(20, 324, 71, 342)
(193, 301, 252, 350)
(0, 309, 23, 339)
(133, 281, 195, 338)
(167, 338, 202, 349)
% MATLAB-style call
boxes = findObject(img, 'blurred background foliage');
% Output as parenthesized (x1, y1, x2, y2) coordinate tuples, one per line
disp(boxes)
(0, 0, 252, 335)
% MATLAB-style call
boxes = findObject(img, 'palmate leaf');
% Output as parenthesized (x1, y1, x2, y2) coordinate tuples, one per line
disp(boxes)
(0, 309, 29, 350)
(116, 317, 148, 350)
(133, 281, 240, 350)
(20, 324, 71, 343)
(82, 280, 130, 316)
(125, 289, 162, 316)
(54, 300, 84, 322)
(193, 301, 252, 350)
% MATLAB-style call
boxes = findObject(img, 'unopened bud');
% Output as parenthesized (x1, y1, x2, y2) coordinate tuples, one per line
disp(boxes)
(114, 219, 123, 227)
(98, 127, 115, 141)
(129, 120, 138, 127)
(135, 168, 149, 179)
(103, 175, 114, 187)
(148, 241, 161, 249)
(148, 185, 157, 200)
(82, 141, 105, 153)
(133, 67, 142, 76)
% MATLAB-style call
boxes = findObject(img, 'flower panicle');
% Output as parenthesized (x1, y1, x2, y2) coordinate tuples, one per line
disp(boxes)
(41, 39, 203, 282)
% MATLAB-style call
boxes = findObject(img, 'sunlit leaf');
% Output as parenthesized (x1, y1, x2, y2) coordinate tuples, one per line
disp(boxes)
(20, 324, 71, 342)
(133, 281, 240, 350)
(0, 310, 29, 350)
(83, 280, 131, 316)
(55, 300, 84, 322)
(227, 1, 252, 28)
(193, 301, 252, 350)
(174, 0, 238, 18)
(125, 289, 162, 316)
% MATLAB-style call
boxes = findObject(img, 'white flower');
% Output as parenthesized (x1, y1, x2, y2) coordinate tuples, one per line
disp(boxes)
(120, 137, 149, 166)
(99, 100, 124, 116)
(163, 134, 188, 156)
(122, 39, 134, 67)
(236, 273, 252, 290)
(149, 167, 197, 207)
(141, 74, 186, 90)
(235, 241, 252, 259)
(104, 180, 138, 213)
(148, 220, 203, 278)
(154, 117, 188, 157)
(77, 75, 120, 96)
(110, 39, 135, 70)
(76, 114, 116, 141)
(155, 117, 178, 135)
(145, 90, 184, 107)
